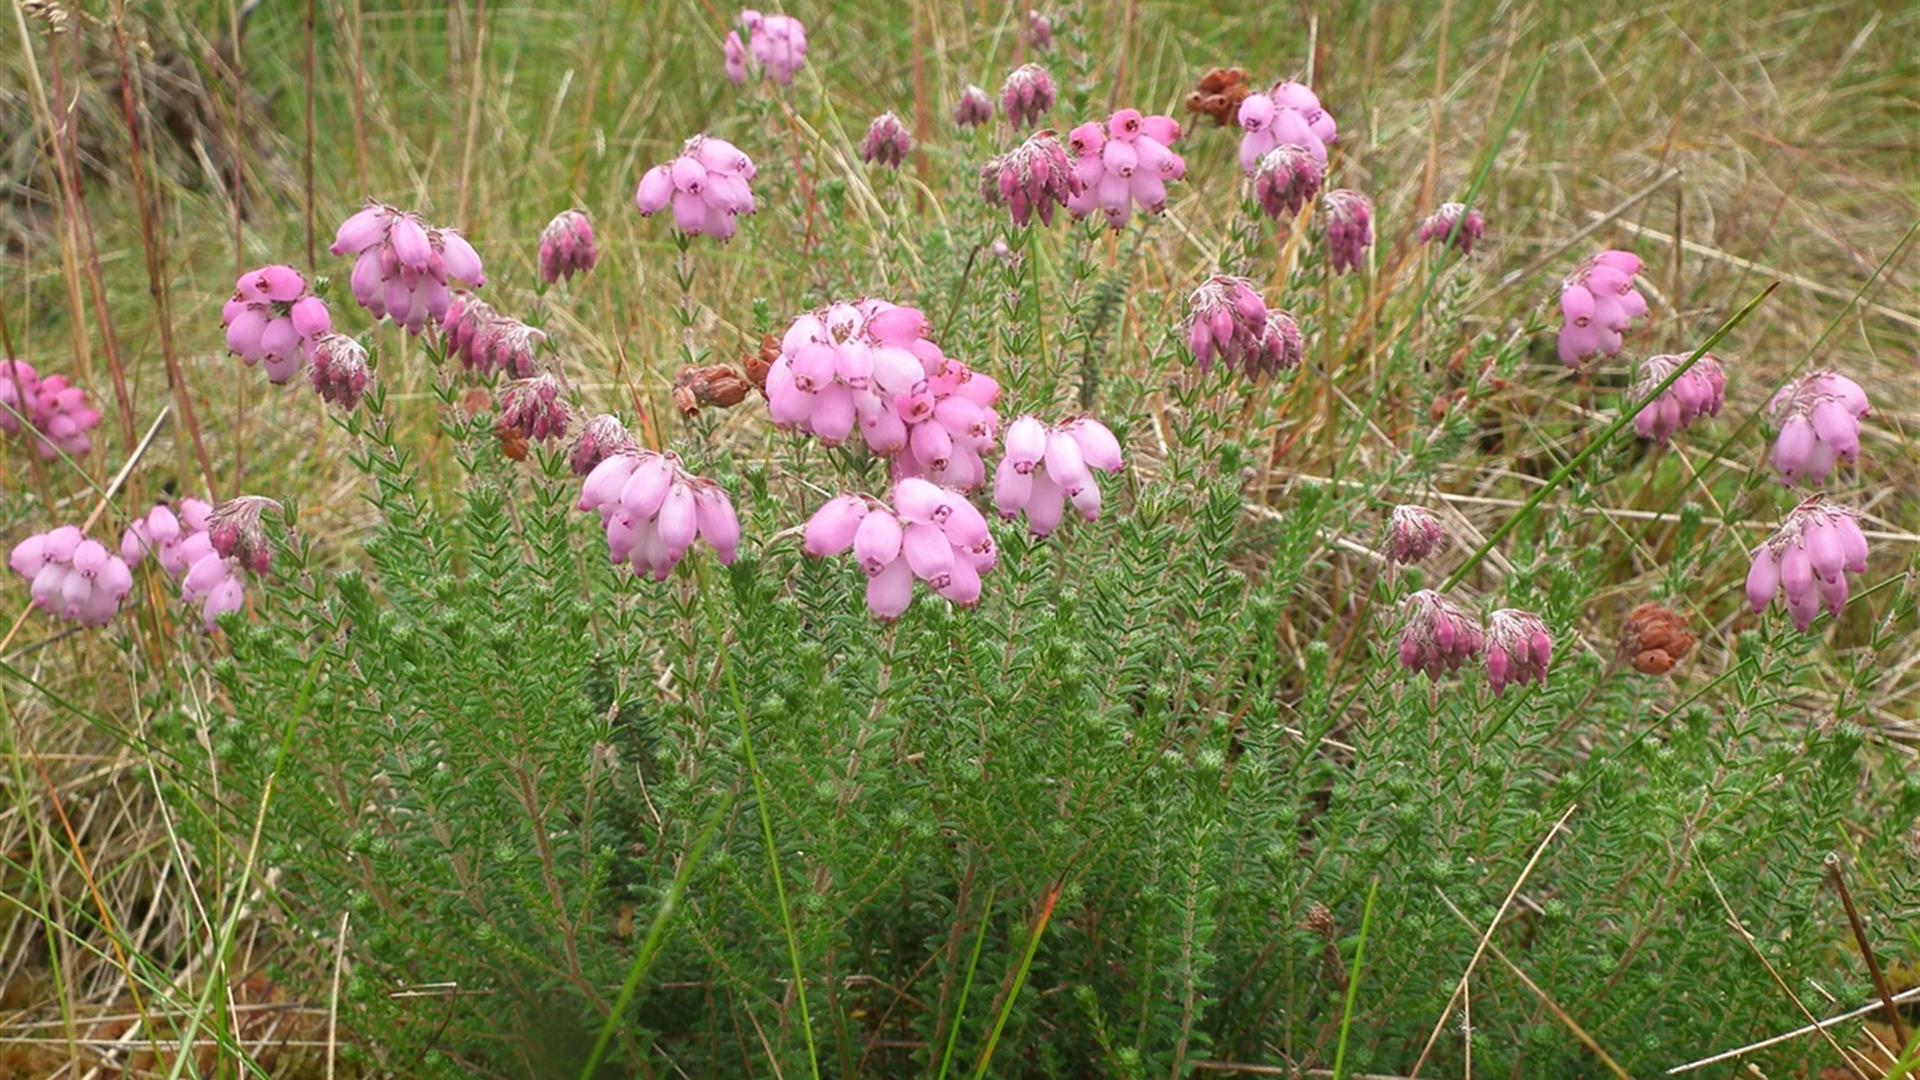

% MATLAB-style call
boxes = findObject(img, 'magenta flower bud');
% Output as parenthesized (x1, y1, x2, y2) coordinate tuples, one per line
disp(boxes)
(1252, 144, 1323, 220)
(10, 524, 133, 627)
(499, 373, 571, 444)
(1556, 250, 1646, 368)
(568, 413, 636, 477)
(1765, 369, 1869, 486)
(1064, 109, 1185, 229)
(954, 84, 994, 128)
(634, 135, 757, 242)
(538, 209, 598, 285)
(1236, 78, 1334, 174)
(1, 359, 103, 460)
(207, 495, 282, 575)
(308, 334, 372, 412)
(1418, 202, 1486, 255)
(1748, 497, 1869, 631)
(440, 295, 545, 378)
(1182, 275, 1300, 380)
(1320, 190, 1373, 275)
(1000, 64, 1056, 129)
(860, 112, 913, 169)
(1632, 353, 1727, 444)
(1483, 609, 1552, 695)
(1027, 8, 1053, 50)
(1383, 505, 1446, 565)
(979, 130, 1081, 227)
(1397, 590, 1483, 679)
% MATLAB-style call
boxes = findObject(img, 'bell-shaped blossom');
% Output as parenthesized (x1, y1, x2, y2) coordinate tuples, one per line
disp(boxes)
(1397, 589, 1482, 678)
(954, 85, 993, 127)
(860, 112, 913, 169)
(737, 9, 807, 85)
(1181, 275, 1302, 380)
(308, 334, 372, 412)
(439, 294, 544, 379)
(1557, 249, 1647, 367)
(1765, 369, 1869, 486)
(979, 130, 1082, 227)
(121, 497, 255, 632)
(1321, 190, 1372, 274)
(1383, 505, 1446, 565)
(569, 413, 636, 477)
(1000, 64, 1055, 129)
(538, 210, 598, 285)
(1483, 609, 1552, 696)
(0, 359, 103, 460)
(765, 300, 1001, 490)
(1236, 78, 1336, 174)
(1252, 144, 1323, 220)
(634, 135, 757, 242)
(801, 479, 997, 619)
(993, 416, 1124, 536)
(1065, 110, 1185, 229)
(1419, 202, 1486, 255)
(1632, 352, 1726, 444)
(221, 265, 333, 383)
(723, 30, 749, 85)
(330, 202, 486, 335)
(499, 372, 571, 443)
(9, 525, 133, 627)
(1027, 8, 1052, 50)
(577, 450, 739, 580)
(1746, 497, 1869, 631)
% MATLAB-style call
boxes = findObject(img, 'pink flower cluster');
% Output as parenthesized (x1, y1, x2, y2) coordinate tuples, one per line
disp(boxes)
(1066, 110, 1185, 229)
(221, 265, 333, 383)
(499, 373, 570, 443)
(309, 335, 372, 411)
(860, 112, 913, 169)
(1746, 497, 1869, 631)
(538, 209, 598, 285)
(440, 294, 543, 379)
(727, 9, 808, 86)
(803, 479, 998, 619)
(1397, 589, 1483, 678)
(1320, 190, 1372, 274)
(954, 85, 993, 127)
(10, 525, 133, 627)
(1766, 369, 1869, 486)
(1252, 145, 1323, 220)
(120, 498, 253, 631)
(1236, 79, 1336, 174)
(1483, 609, 1552, 696)
(634, 135, 758, 242)
(765, 300, 1002, 489)
(1632, 352, 1727, 444)
(980, 130, 1081, 227)
(993, 416, 1124, 536)
(331, 202, 486, 335)
(1001, 64, 1055, 129)
(0, 360, 102, 460)
(1383, 505, 1446, 565)
(1557, 250, 1647, 367)
(578, 450, 740, 580)
(1419, 203, 1486, 255)
(1182, 275, 1303, 379)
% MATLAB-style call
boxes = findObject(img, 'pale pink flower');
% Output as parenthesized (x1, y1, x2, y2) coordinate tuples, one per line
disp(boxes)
(331, 201, 485, 335)
(1383, 505, 1446, 565)
(954, 84, 994, 127)
(1746, 496, 1868, 631)
(1065, 109, 1185, 229)
(1557, 249, 1647, 368)
(1252, 144, 1323, 220)
(634, 135, 757, 242)
(9, 524, 133, 627)
(802, 478, 997, 619)
(860, 112, 913, 169)
(1320, 189, 1372, 274)
(538, 209, 598, 285)
(993, 416, 1124, 536)
(1397, 589, 1483, 678)
(737, 9, 807, 85)
(1483, 609, 1552, 695)
(1765, 369, 1869, 486)
(569, 413, 636, 477)
(578, 450, 739, 579)
(1236, 78, 1336, 174)
(0, 359, 103, 460)
(1419, 202, 1486, 255)
(1181, 275, 1302, 380)
(308, 334, 371, 412)
(120, 497, 249, 632)
(1632, 352, 1726, 444)
(440, 294, 544, 379)
(222, 265, 333, 383)
(1000, 64, 1056, 129)
(979, 130, 1082, 227)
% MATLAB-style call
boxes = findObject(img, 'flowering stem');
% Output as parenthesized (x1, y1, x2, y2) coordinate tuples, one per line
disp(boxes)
(1443, 282, 1776, 591)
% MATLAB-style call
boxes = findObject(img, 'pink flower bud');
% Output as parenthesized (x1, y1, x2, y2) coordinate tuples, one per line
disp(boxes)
(1383, 505, 1446, 565)
(860, 112, 914, 170)
(1418, 201, 1487, 255)
(954, 84, 993, 127)
(1398, 590, 1483, 679)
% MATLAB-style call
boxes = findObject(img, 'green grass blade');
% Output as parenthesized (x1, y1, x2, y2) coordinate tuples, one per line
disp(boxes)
(970, 876, 1062, 1080)
(1331, 876, 1382, 1080)
(936, 887, 996, 1080)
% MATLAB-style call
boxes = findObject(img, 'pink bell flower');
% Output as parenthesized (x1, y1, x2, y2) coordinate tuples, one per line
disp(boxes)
(1746, 496, 1869, 631)
(860, 112, 913, 169)
(993, 416, 1125, 536)
(1557, 249, 1648, 368)
(1383, 505, 1446, 565)
(498, 372, 571, 443)
(737, 9, 807, 85)
(330, 202, 485, 336)
(569, 414, 637, 477)
(1236, 78, 1336, 174)
(538, 209, 598, 285)
(222, 265, 333, 384)
(308, 334, 372, 412)
(1765, 369, 1869, 486)
(439, 294, 545, 379)
(0, 359, 103, 460)
(954, 84, 994, 127)
(9, 524, 134, 627)
(1064, 109, 1185, 229)
(1252, 144, 1323, 220)
(1320, 189, 1372, 275)
(577, 450, 739, 579)
(121, 497, 261, 632)
(1181, 275, 1302, 380)
(802, 479, 997, 620)
(1027, 8, 1053, 51)
(1632, 352, 1726, 444)
(634, 135, 757, 243)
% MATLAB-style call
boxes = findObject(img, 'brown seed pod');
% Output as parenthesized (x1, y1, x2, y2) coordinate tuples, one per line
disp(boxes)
(673, 364, 755, 417)
(1620, 603, 1695, 676)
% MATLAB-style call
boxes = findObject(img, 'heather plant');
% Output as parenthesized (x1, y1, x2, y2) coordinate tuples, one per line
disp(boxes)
(3, 3, 1920, 1079)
